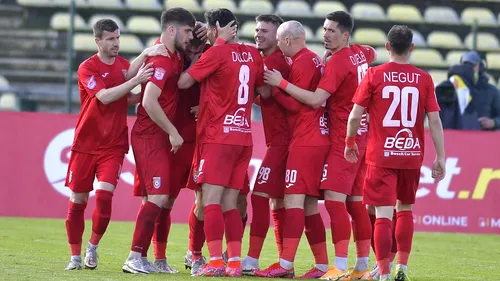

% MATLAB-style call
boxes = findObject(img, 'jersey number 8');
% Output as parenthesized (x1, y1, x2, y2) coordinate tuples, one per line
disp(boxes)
(238, 65, 250, 105)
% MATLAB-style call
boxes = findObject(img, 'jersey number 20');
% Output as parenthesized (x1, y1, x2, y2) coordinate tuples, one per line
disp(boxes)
(382, 86, 419, 128)
(238, 65, 250, 105)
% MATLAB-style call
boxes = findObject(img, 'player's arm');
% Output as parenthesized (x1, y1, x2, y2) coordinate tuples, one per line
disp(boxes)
(361, 45, 377, 63)
(178, 72, 197, 89)
(178, 47, 219, 89)
(126, 45, 169, 80)
(346, 104, 365, 137)
(427, 112, 445, 160)
(127, 93, 141, 105)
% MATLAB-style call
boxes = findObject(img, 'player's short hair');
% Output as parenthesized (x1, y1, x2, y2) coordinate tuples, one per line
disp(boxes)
(93, 19, 119, 38)
(160, 7, 196, 30)
(255, 14, 284, 27)
(190, 23, 204, 48)
(387, 25, 413, 55)
(204, 8, 239, 29)
(326, 11, 353, 34)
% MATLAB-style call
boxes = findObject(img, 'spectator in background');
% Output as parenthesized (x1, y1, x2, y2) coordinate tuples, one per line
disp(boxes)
(435, 51, 500, 131)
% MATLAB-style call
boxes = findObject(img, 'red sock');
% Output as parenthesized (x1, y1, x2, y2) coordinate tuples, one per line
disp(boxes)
(204, 204, 224, 259)
(281, 208, 304, 262)
(248, 194, 269, 259)
(346, 201, 372, 258)
(305, 213, 328, 265)
(188, 204, 205, 258)
(391, 211, 398, 258)
(325, 200, 351, 258)
(130, 201, 162, 253)
(241, 214, 248, 240)
(369, 214, 376, 254)
(134, 203, 150, 257)
(374, 218, 393, 275)
(272, 208, 285, 256)
(396, 211, 414, 266)
(224, 209, 243, 260)
(89, 190, 113, 246)
(66, 201, 87, 256)
(153, 208, 172, 260)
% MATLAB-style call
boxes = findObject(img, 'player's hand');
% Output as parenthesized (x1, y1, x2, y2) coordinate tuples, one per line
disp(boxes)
(344, 144, 359, 163)
(145, 44, 169, 58)
(134, 62, 154, 84)
(322, 49, 333, 64)
(195, 21, 208, 42)
(169, 133, 184, 154)
(432, 158, 446, 183)
(478, 117, 495, 129)
(216, 20, 237, 42)
(190, 106, 199, 120)
(264, 69, 283, 87)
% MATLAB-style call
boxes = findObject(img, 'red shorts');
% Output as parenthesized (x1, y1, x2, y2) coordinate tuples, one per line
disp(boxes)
(241, 174, 251, 195)
(253, 145, 288, 198)
(351, 152, 367, 197)
(170, 141, 196, 197)
(285, 146, 329, 197)
(197, 143, 252, 190)
(186, 144, 202, 191)
(132, 134, 172, 196)
(363, 165, 421, 206)
(65, 150, 124, 193)
(320, 145, 366, 196)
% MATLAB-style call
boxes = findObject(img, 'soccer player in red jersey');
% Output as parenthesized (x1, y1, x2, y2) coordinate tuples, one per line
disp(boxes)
(264, 12, 376, 279)
(63, 19, 168, 271)
(122, 8, 196, 274)
(240, 14, 291, 275)
(177, 8, 270, 277)
(255, 20, 330, 279)
(345, 25, 446, 281)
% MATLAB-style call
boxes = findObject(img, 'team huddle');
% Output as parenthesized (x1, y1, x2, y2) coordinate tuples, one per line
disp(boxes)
(62, 5, 446, 281)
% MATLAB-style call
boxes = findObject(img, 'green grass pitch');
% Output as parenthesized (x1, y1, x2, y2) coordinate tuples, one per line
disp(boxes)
(0, 217, 498, 280)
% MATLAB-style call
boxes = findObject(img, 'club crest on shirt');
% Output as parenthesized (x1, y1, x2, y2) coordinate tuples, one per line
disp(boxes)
(154, 67, 166, 80)
(86, 75, 96, 90)
(152, 177, 161, 189)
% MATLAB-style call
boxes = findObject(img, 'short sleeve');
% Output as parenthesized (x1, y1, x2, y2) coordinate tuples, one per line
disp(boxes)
(363, 45, 376, 65)
(352, 68, 373, 108)
(188, 47, 220, 82)
(78, 63, 106, 97)
(290, 58, 318, 89)
(148, 56, 172, 90)
(425, 74, 441, 112)
(317, 57, 346, 95)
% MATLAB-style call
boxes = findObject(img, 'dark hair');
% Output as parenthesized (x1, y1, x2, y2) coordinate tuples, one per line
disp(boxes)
(190, 23, 204, 47)
(204, 8, 239, 29)
(387, 25, 413, 55)
(93, 19, 119, 38)
(255, 14, 284, 27)
(160, 7, 196, 30)
(326, 11, 353, 34)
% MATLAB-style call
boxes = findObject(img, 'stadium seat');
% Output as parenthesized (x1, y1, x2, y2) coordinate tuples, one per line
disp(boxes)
(465, 32, 500, 51)
(203, 0, 237, 11)
(424, 6, 461, 25)
(50, 12, 89, 31)
(428, 70, 448, 84)
(0, 75, 10, 89)
(374, 47, 389, 64)
(238, 0, 273, 15)
(412, 30, 426, 47)
(352, 28, 386, 46)
(240, 21, 256, 38)
(461, 7, 497, 26)
(117, 34, 143, 53)
(73, 33, 97, 51)
(315, 26, 324, 41)
(88, 0, 123, 9)
(146, 36, 159, 47)
(276, 0, 311, 17)
(0, 93, 18, 111)
(387, 4, 424, 23)
(445, 50, 465, 66)
(486, 53, 500, 70)
(308, 44, 325, 57)
(17, 0, 52, 6)
(304, 25, 314, 40)
(164, 0, 201, 13)
(127, 16, 161, 34)
(351, 3, 386, 22)
(52, 0, 89, 7)
(126, 0, 162, 11)
(409, 49, 447, 68)
(427, 31, 463, 49)
(312, 1, 347, 18)
(88, 14, 126, 31)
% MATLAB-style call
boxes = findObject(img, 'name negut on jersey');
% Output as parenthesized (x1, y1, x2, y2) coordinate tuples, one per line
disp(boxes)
(232, 51, 254, 63)
(383, 72, 421, 84)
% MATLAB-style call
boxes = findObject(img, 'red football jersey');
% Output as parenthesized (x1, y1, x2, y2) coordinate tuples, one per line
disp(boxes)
(73, 54, 130, 154)
(133, 45, 184, 138)
(318, 44, 375, 148)
(273, 48, 329, 148)
(188, 43, 265, 147)
(353, 62, 441, 169)
(175, 83, 200, 142)
(259, 48, 291, 147)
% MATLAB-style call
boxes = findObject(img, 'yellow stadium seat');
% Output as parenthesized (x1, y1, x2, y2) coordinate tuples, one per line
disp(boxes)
(428, 70, 448, 84)
(276, 0, 311, 17)
(0, 75, 10, 89)
(88, 14, 126, 31)
(409, 49, 447, 68)
(203, 0, 237, 11)
(73, 33, 97, 51)
(461, 7, 497, 26)
(374, 47, 389, 64)
(312, 1, 347, 17)
(308, 44, 326, 57)
(351, 3, 386, 21)
(238, 0, 273, 15)
(146, 36, 159, 47)
(352, 28, 386, 46)
(465, 32, 500, 51)
(0, 93, 18, 111)
(445, 50, 465, 66)
(164, 0, 201, 13)
(315, 26, 324, 41)
(50, 12, 89, 31)
(486, 53, 500, 70)
(52, 0, 89, 7)
(427, 31, 463, 49)
(387, 4, 424, 23)
(17, 0, 52, 6)
(127, 16, 161, 34)
(126, 0, 162, 11)
(412, 30, 426, 47)
(240, 21, 256, 38)
(424, 6, 460, 25)
(117, 34, 143, 53)
(88, 0, 123, 9)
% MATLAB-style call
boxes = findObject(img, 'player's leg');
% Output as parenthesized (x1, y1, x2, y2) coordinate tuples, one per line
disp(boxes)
(237, 190, 248, 237)
(186, 190, 206, 275)
(152, 196, 177, 273)
(222, 187, 244, 276)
